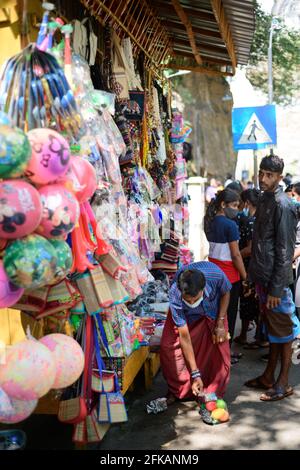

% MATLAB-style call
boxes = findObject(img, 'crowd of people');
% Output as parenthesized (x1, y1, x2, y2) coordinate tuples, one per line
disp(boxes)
(158, 154, 300, 424)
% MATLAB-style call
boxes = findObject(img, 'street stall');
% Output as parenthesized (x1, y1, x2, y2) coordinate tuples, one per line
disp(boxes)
(0, 0, 255, 448)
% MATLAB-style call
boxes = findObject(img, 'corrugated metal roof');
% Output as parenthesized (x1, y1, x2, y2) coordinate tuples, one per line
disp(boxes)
(222, 0, 255, 65)
(152, 0, 255, 74)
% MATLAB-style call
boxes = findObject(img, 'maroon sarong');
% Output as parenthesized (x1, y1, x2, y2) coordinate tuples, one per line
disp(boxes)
(160, 312, 231, 399)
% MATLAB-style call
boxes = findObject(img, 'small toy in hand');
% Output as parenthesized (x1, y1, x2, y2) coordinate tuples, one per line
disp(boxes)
(199, 395, 230, 425)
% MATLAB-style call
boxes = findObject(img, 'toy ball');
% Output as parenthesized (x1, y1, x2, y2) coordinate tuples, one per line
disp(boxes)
(70, 156, 97, 203)
(3, 234, 57, 289)
(36, 184, 80, 238)
(0, 260, 24, 308)
(48, 239, 73, 284)
(0, 112, 11, 126)
(205, 401, 217, 412)
(216, 399, 227, 410)
(0, 239, 7, 251)
(0, 180, 42, 239)
(39, 334, 84, 388)
(0, 387, 37, 424)
(211, 408, 229, 422)
(0, 339, 56, 400)
(0, 124, 31, 178)
(25, 128, 70, 184)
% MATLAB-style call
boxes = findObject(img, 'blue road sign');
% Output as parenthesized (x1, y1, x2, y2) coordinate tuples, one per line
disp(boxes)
(232, 104, 277, 150)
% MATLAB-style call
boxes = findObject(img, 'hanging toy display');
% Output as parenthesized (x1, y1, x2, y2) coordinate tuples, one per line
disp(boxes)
(36, 184, 80, 238)
(26, 129, 71, 185)
(0, 43, 84, 138)
(0, 339, 56, 400)
(48, 239, 73, 285)
(3, 234, 57, 289)
(0, 124, 32, 179)
(39, 333, 84, 389)
(36, 2, 56, 50)
(0, 112, 12, 126)
(0, 260, 24, 308)
(0, 387, 38, 424)
(0, 180, 42, 239)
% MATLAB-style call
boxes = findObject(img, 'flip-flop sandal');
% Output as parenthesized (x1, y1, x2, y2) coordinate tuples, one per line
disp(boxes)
(231, 357, 239, 365)
(234, 337, 248, 345)
(244, 376, 273, 390)
(243, 342, 269, 350)
(166, 393, 177, 405)
(243, 342, 261, 349)
(260, 385, 294, 402)
(231, 352, 243, 359)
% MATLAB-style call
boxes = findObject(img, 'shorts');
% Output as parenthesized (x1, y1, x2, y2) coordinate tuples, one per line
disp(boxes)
(256, 285, 300, 344)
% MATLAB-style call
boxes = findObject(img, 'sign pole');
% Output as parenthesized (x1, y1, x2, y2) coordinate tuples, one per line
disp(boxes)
(253, 149, 258, 188)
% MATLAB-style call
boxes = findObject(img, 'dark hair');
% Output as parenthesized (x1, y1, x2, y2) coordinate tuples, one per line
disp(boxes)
(204, 188, 240, 235)
(226, 181, 243, 194)
(260, 154, 284, 174)
(177, 269, 206, 297)
(293, 183, 300, 196)
(285, 184, 294, 193)
(241, 188, 260, 207)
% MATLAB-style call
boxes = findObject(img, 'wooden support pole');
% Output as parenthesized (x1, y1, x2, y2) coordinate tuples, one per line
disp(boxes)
(210, 0, 237, 72)
(171, 0, 202, 65)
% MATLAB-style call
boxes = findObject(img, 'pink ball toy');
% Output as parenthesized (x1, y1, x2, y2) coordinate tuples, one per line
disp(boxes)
(70, 157, 97, 203)
(0, 180, 42, 239)
(36, 184, 80, 238)
(0, 260, 24, 308)
(39, 334, 84, 389)
(26, 128, 71, 184)
(0, 387, 37, 424)
(0, 339, 56, 400)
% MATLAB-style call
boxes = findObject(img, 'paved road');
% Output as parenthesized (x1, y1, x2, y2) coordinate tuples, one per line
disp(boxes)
(101, 342, 300, 450)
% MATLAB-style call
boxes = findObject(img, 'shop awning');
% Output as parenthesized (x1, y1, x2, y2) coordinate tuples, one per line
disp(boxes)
(80, 0, 255, 76)
(156, 0, 255, 76)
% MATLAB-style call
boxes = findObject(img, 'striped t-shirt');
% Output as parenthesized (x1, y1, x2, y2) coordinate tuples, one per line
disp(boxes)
(206, 215, 240, 284)
(170, 261, 232, 327)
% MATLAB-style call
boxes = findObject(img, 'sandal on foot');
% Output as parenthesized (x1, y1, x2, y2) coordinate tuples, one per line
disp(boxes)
(243, 341, 269, 350)
(231, 357, 239, 365)
(234, 337, 248, 345)
(166, 393, 177, 405)
(231, 352, 243, 359)
(244, 376, 273, 390)
(243, 342, 260, 350)
(260, 385, 294, 402)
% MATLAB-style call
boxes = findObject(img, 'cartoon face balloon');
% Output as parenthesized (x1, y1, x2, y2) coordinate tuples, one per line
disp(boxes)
(36, 184, 80, 238)
(0, 260, 24, 308)
(48, 239, 73, 284)
(3, 234, 57, 289)
(0, 180, 42, 239)
(0, 124, 32, 179)
(25, 128, 71, 184)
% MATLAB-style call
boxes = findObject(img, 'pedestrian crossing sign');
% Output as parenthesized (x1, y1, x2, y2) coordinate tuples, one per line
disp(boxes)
(232, 104, 277, 150)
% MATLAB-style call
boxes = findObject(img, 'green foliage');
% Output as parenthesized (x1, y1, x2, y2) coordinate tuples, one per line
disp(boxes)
(247, 1, 300, 105)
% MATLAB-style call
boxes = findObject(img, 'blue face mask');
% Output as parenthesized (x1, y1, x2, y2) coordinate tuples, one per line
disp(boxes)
(243, 208, 250, 217)
(291, 197, 300, 206)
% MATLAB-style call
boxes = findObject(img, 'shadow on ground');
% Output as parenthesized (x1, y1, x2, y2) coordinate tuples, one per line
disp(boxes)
(2, 339, 300, 450)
